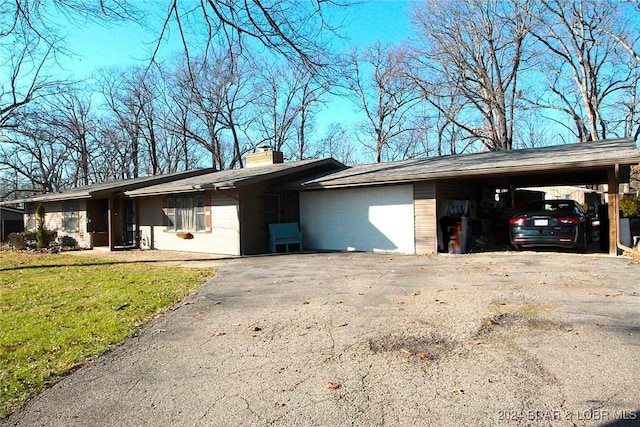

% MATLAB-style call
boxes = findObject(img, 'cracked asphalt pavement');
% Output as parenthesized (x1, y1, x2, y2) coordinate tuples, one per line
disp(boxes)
(2, 251, 639, 426)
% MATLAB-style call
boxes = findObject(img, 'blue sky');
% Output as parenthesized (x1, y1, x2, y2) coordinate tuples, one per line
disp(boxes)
(54, 1, 415, 161)
(61, 1, 415, 79)
(340, 1, 415, 47)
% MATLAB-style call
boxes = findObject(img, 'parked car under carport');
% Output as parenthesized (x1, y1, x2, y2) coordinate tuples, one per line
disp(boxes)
(509, 199, 590, 251)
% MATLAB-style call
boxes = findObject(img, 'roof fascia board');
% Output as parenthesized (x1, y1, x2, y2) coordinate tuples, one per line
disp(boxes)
(88, 168, 216, 197)
(231, 159, 342, 188)
(126, 184, 218, 198)
(6, 168, 217, 204)
(125, 158, 345, 197)
(300, 159, 638, 190)
(26, 193, 93, 203)
(0, 206, 24, 212)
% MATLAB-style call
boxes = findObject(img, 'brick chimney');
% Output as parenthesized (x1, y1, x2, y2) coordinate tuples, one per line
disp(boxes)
(245, 145, 284, 168)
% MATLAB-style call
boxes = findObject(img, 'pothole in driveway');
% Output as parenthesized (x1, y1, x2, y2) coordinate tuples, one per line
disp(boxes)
(368, 333, 455, 361)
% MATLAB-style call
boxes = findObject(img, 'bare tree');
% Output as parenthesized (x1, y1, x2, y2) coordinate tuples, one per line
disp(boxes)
(153, 0, 346, 73)
(130, 69, 166, 175)
(0, 1, 138, 130)
(253, 60, 303, 156)
(292, 70, 329, 160)
(92, 122, 134, 181)
(164, 75, 195, 171)
(622, 69, 640, 142)
(0, 1, 144, 198)
(0, 24, 60, 131)
(97, 67, 150, 178)
(345, 42, 422, 162)
(161, 58, 217, 172)
(175, 48, 256, 170)
(251, 61, 329, 160)
(411, 0, 530, 151)
(421, 86, 468, 156)
(41, 90, 98, 186)
(528, 0, 640, 141)
(0, 107, 71, 194)
(157, 62, 202, 172)
(317, 122, 358, 165)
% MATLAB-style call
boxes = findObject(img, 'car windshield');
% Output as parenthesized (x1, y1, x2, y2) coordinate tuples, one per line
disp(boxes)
(522, 200, 577, 213)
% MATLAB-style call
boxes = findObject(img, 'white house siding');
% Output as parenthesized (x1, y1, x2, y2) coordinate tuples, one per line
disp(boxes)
(209, 193, 241, 255)
(34, 200, 91, 248)
(138, 196, 164, 251)
(300, 185, 416, 254)
(138, 193, 241, 255)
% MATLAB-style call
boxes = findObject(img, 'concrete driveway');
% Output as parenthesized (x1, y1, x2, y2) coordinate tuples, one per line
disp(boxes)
(2, 251, 639, 426)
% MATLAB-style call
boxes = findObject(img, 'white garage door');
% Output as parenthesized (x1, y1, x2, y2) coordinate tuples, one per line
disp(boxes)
(300, 185, 415, 254)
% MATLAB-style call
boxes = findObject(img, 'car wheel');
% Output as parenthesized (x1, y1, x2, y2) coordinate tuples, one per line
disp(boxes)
(512, 244, 522, 251)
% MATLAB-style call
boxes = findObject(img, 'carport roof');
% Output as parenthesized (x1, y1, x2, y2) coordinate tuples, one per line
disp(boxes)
(292, 138, 640, 189)
(124, 158, 345, 197)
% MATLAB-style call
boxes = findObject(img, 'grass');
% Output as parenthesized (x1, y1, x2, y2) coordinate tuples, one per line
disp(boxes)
(0, 252, 214, 419)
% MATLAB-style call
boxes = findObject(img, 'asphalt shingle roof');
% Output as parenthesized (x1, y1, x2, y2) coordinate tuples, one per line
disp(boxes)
(8, 168, 217, 203)
(124, 158, 344, 197)
(295, 138, 640, 189)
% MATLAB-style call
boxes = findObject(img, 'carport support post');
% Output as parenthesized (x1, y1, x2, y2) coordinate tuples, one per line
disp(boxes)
(607, 166, 619, 255)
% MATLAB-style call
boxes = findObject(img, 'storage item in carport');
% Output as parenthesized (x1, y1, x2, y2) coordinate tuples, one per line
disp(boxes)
(440, 216, 470, 254)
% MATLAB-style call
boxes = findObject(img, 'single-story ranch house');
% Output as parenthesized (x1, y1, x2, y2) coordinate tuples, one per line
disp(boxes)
(5, 138, 640, 256)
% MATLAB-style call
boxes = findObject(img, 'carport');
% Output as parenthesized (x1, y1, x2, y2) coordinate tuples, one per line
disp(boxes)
(293, 138, 640, 256)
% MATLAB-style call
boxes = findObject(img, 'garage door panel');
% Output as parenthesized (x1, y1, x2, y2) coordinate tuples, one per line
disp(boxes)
(300, 185, 415, 254)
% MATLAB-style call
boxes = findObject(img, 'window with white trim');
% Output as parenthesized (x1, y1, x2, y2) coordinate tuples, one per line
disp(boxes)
(63, 202, 78, 231)
(25, 204, 35, 230)
(166, 195, 206, 232)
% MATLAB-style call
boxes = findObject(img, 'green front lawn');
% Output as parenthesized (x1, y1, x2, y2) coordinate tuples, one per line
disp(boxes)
(0, 252, 214, 418)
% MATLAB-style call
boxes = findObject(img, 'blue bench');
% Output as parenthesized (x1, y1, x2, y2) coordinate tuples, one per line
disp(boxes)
(268, 223, 303, 253)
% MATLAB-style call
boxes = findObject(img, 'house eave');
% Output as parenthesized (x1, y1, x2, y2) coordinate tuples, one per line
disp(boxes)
(3, 192, 93, 205)
(298, 158, 640, 190)
(125, 183, 231, 198)
(124, 158, 345, 198)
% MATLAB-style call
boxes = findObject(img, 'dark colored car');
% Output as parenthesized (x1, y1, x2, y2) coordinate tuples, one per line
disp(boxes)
(509, 199, 589, 251)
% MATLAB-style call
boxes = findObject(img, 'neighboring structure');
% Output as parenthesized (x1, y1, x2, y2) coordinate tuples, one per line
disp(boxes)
(0, 206, 24, 242)
(518, 186, 599, 205)
(3, 138, 640, 256)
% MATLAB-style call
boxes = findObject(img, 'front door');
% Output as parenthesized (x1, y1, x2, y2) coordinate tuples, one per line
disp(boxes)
(123, 200, 134, 246)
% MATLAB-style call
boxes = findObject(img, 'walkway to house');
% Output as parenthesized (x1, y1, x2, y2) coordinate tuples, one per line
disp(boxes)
(3, 251, 639, 426)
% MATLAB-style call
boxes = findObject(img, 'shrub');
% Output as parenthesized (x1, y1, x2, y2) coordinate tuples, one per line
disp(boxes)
(7, 231, 36, 250)
(619, 196, 640, 218)
(58, 235, 78, 249)
(34, 204, 57, 249)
